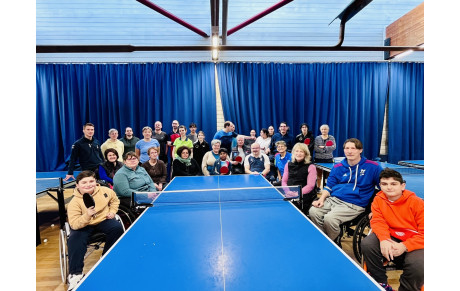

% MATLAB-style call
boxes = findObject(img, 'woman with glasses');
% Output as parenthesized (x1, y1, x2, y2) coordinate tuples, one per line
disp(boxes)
(113, 151, 156, 208)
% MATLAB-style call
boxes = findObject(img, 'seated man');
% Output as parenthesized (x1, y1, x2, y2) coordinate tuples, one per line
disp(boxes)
(309, 138, 382, 240)
(213, 148, 232, 175)
(244, 143, 270, 178)
(230, 135, 250, 174)
(361, 168, 424, 291)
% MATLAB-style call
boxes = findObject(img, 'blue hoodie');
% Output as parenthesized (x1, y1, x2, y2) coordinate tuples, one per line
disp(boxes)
(324, 157, 382, 207)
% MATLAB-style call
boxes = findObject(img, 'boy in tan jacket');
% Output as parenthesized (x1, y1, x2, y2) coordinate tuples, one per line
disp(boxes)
(66, 170, 123, 290)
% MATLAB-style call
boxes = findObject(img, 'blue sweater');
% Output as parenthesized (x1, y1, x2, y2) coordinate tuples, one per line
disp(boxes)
(324, 157, 382, 207)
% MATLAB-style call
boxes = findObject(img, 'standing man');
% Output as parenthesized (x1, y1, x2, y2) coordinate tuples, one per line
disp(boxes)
(101, 128, 124, 162)
(309, 138, 383, 240)
(213, 121, 238, 153)
(186, 122, 198, 143)
(65, 123, 104, 181)
(119, 127, 140, 157)
(244, 143, 271, 178)
(214, 121, 255, 153)
(268, 122, 295, 155)
(152, 121, 169, 164)
(167, 120, 180, 158)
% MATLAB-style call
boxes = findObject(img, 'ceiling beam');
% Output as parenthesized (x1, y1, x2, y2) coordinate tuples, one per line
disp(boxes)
(136, 0, 209, 37)
(36, 45, 424, 53)
(227, 0, 294, 36)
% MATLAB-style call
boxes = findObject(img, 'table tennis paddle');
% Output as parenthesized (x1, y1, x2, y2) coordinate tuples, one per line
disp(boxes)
(220, 166, 229, 174)
(304, 138, 311, 145)
(235, 156, 243, 163)
(325, 140, 333, 146)
(83, 193, 95, 209)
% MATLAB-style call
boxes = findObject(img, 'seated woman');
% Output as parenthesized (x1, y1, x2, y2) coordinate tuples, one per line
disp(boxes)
(66, 170, 123, 290)
(113, 151, 156, 209)
(172, 146, 200, 178)
(141, 147, 167, 191)
(95, 148, 123, 186)
(201, 139, 222, 176)
(282, 143, 318, 213)
(255, 128, 271, 155)
(192, 131, 209, 175)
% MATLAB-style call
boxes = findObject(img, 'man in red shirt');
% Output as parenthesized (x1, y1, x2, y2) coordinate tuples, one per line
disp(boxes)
(361, 168, 424, 291)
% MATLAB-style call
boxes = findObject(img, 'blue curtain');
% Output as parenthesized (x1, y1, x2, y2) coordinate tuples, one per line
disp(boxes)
(387, 62, 424, 163)
(216, 62, 388, 159)
(36, 63, 216, 172)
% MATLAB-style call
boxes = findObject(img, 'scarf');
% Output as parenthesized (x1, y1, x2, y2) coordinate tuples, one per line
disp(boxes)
(176, 156, 192, 166)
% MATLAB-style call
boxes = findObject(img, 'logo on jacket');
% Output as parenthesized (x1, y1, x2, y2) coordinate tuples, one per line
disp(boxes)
(360, 169, 366, 176)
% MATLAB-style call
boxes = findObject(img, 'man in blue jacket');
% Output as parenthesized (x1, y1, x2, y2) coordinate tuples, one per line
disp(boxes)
(309, 138, 382, 240)
(65, 123, 104, 181)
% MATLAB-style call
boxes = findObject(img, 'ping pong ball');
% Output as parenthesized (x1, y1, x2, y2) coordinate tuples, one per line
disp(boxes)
(44, 239, 48, 243)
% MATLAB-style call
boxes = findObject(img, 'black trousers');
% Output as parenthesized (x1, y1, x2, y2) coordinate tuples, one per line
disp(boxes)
(361, 232, 424, 291)
(67, 219, 124, 275)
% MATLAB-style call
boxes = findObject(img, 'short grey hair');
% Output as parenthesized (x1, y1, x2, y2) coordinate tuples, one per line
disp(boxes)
(320, 124, 329, 131)
(108, 128, 118, 135)
(211, 139, 222, 146)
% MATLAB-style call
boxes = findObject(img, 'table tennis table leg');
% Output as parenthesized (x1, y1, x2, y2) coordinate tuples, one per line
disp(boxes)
(36, 204, 41, 246)
(57, 178, 67, 229)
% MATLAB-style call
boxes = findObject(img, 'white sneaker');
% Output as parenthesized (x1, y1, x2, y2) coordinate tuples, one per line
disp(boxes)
(67, 273, 84, 291)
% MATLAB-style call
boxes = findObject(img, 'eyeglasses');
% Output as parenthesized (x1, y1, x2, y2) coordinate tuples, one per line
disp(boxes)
(126, 157, 138, 161)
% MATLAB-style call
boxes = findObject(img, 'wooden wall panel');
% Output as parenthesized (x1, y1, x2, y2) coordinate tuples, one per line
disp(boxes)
(386, 2, 424, 58)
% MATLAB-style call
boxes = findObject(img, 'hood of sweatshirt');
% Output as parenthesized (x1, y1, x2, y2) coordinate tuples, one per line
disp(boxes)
(339, 156, 370, 191)
(375, 189, 416, 206)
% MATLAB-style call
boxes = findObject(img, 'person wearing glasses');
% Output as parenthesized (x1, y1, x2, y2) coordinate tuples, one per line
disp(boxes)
(113, 151, 156, 208)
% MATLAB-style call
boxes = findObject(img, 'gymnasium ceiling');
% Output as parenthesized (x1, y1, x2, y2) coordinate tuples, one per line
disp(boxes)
(36, 0, 424, 62)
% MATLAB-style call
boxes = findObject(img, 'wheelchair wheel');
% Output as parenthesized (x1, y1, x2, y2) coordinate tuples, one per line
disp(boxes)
(117, 205, 136, 230)
(59, 228, 69, 283)
(352, 215, 371, 263)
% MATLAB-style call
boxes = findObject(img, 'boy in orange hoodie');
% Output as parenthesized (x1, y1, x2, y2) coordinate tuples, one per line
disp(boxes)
(361, 168, 424, 291)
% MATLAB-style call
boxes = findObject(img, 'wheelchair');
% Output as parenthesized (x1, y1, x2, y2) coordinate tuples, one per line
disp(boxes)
(59, 214, 126, 284)
(97, 180, 137, 230)
(54, 179, 133, 284)
(334, 189, 378, 262)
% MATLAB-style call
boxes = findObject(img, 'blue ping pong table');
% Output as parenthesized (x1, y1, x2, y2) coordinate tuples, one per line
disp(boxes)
(315, 162, 424, 199)
(75, 174, 381, 290)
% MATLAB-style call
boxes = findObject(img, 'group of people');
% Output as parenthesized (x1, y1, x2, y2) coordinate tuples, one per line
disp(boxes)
(64, 122, 423, 291)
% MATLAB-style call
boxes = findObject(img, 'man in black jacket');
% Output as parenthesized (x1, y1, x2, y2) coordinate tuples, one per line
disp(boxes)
(65, 123, 104, 181)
